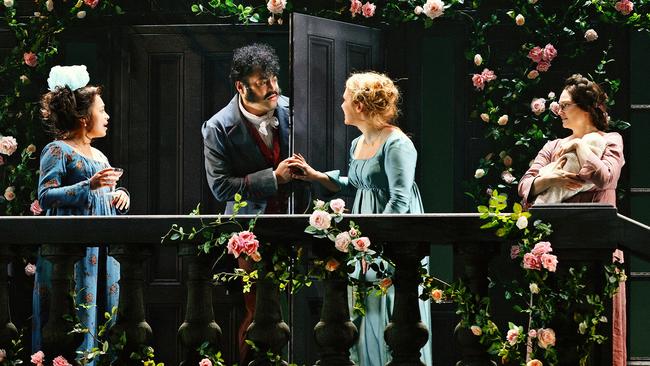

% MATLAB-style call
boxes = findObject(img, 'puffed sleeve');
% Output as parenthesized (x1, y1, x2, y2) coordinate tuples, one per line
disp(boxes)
(577, 133, 624, 189)
(383, 135, 418, 213)
(38, 143, 91, 209)
(518, 140, 556, 205)
(202, 121, 277, 202)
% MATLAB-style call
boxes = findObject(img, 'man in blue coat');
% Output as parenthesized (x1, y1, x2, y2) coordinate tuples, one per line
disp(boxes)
(202, 43, 292, 216)
(202, 43, 293, 363)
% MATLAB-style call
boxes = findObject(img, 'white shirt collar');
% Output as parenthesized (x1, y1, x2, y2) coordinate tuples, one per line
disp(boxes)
(238, 96, 279, 137)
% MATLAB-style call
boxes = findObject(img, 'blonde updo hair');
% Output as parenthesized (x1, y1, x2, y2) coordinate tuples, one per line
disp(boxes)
(345, 72, 400, 128)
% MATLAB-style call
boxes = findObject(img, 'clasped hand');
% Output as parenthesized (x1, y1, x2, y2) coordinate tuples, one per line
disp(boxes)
(543, 157, 583, 191)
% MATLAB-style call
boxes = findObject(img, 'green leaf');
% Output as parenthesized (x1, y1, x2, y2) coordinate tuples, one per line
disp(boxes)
(191, 4, 200, 12)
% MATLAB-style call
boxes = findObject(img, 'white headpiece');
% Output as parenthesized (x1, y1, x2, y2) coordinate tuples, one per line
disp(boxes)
(47, 65, 90, 92)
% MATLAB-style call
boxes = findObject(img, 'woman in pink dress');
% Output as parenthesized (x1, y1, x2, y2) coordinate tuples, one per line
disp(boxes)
(518, 74, 626, 366)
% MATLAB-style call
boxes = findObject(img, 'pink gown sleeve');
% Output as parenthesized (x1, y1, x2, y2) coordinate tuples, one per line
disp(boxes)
(518, 140, 558, 205)
(577, 132, 625, 189)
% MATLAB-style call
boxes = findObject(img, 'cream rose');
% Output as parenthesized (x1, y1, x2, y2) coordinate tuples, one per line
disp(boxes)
(537, 328, 556, 349)
(309, 210, 332, 230)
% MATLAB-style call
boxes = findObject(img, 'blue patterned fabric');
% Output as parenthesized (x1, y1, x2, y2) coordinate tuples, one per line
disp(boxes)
(326, 130, 432, 366)
(33, 141, 121, 361)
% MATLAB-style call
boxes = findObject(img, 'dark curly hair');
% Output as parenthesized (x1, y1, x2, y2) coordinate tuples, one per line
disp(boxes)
(230, 43, 280, 84)
(40, 85, 102, 139)
(564, 74, 609, 131)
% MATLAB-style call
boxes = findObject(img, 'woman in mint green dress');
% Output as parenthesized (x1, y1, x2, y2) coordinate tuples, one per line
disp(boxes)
(35, 66, 130, 364)
(288, 72, 432, 366)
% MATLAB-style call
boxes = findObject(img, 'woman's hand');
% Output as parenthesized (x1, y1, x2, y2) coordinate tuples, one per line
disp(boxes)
(111, 190, 130, 211)
(89, 168, 119, 190)
(287, 153, 322, 181)
(557, 138, 581, 157)
(543, 158, 583, 190)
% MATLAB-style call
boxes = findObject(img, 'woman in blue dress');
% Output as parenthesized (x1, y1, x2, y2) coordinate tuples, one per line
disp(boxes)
(34, 65, 130, 361)
(287, 71, 432, 366)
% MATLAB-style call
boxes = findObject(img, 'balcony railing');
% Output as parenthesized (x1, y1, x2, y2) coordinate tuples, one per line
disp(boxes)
(1, 204, 649, 365)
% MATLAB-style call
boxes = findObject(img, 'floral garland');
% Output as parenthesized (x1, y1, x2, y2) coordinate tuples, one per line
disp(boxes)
(305, 198, 394, 315)
(0, 0, 122, 216)
(420, 191, 626, 366)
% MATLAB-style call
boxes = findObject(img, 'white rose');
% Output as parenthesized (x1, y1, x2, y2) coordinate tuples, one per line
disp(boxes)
(529, 282, 539, 294)
(515, 14, 525, 26)
(314, 199, 325, 209)
(3, 0, 14, 7)
(548, 91, 555, 99)
(578, 321, 588, 334)
(414, 5, 423, 15)
(497, 115, 508, 125)
(46, 0, 53, 11)
(334, 232, 352, 252)
(76, 10, 86, 18)
(516, 216, 528, 230)
(480, 113, 489, 122)
(268, 15, 275, 25)
(474, 54, 483, 66)
(474, 168, 485, 179)
(422, 0, 444, 19)
(329, 198, 346, 214)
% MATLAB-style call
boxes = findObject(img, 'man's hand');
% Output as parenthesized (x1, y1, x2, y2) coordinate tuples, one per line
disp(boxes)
(274, 158, 293, 185)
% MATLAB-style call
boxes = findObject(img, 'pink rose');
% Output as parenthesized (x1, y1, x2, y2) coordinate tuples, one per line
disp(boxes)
(238, 231, 259, 256)
(0, 349, 6, 362)
(329, 198, 346, 214)
(414, 5, 423, 15)
(550, 101, 560, 115)
(515, 14, 525, 26)
(0, 136, 18, 156)
(199, 359, 213, 366)
(480, 68, 496, 82)
(52, 356, 71, 366)
(25, 263, 36, 276)
(83, 0, 99, 8)
(506, 328, 519, 345)
(527, 360, 543, 366)
(227, 233, 244, 258)
(537, 328, 556, 349)
(349, 0, 362, 16)
(584, 29, 598, 42)
(335, 232, 352, 252)
(31, 350, 45, 365)
(528, 329, 537, 338)
(348, 228, 359, 237)
(23, 52, 38, 67)
(361, 2, 376, 18)
(527, 70, 539, 79)
(422, 0, 444, 19)
(431, 288, 443, 303)
(542, 44, 557, 61)
(531, 98, 546, 116)
(510, 245, 521, 259)
(471, 74, 485, 90)
(352, 237, 371, 252)
(267, 0, 286, 14)
(325, 259, 340, 272)
(523, 253, 541, 270)
(30, 200, 43, 215)
(541, 253, 558, 272)
(536, 60, 551, 72)
(309, 210, 332, 230)
(615, 0, 634, 15)
(501, 171, 515, 184)
(531, 241, 552, 256)
(527, 46, 543, 63)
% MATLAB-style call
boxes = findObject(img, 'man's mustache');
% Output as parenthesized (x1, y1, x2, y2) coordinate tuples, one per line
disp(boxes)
(264, 91, 279, 99)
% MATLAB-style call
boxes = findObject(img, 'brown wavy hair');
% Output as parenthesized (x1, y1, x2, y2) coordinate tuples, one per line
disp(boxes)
(40, 85, 102, 139)
(564, 74, 609, 131)
(345, 72, 401, 128)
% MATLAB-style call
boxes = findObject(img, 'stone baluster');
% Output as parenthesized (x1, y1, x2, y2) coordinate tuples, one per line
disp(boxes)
(246, 277, 291, 366)
(108, 244, 153, 365)
(0, 245, 17, 349)
(385, 242, 429, 366)
(313, 278, 359, 365)
(40, 244, 85, 362)
(454, 243, 497, 366)
(178, 243, 222, 366)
